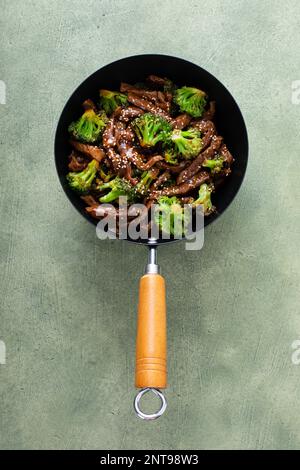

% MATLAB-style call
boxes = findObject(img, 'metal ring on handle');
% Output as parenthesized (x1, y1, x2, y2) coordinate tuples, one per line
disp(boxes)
(134, 388, 167, 420)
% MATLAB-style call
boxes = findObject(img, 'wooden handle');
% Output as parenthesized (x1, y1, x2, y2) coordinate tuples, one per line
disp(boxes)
(135, 273, 167, 389)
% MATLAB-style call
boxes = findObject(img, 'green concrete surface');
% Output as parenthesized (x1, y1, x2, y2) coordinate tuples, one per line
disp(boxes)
(0, 0, 300, 450)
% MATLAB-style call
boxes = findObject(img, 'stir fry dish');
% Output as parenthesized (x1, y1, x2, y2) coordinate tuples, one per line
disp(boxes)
(66, 74, 234, 236)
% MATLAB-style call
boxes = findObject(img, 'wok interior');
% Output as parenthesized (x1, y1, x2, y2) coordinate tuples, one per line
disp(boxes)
(55, 55, 248, 244)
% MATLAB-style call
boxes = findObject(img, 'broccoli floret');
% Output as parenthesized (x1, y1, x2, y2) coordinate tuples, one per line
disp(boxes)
(163, 79, 177, 94)
(135, 170, 156, 195)
(67, 159, 99, 194)
(98, 166, 113, 183)
(99, 89, 128, 115)
(68, 109, 108, 143)
(173, 86, 207, 118)
(169, 128, 202, 159)
(164, 147, 179, 165)
(193, 183, 214, 215)
(202, 156, 225, 174)
(154, 196, 190, 237)
(98, 177, 136, 203)
(132, 113, 171, 148)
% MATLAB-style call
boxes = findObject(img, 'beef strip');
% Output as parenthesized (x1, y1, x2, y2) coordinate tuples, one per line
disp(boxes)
(146, 75, 168, 87)
(68, 151, 88, 171)
(219, 143, 234, 166)
(104, 116, 134, 174)
(81, 195, 98, 206)
(111, 106, 123, 120)
(85, 204, 121, 220)
(85, 205, 101, 219)
(119, 145, 163, 170)
(103, 118, 138, 178)
(202, 101, 216, 121)
(102, 118, 117, 148)
(151, 171, 171, 190)
(115, 121, 135, 146)
(156, 91, 171, 112)
(145, 76, 173, 103)
(164, 91, 173, 102)
(171, 113, 192, 129)
(70, 140, 105, 162)
(124, 164, 138, 186)
(131, 151, 163, 170)
(120, 82, 139, 93)
(114, 133, 136, 183)
(118, 106, 144, 122)
(127, 93, 172, 121)
(103, 108, 134, 149)
(151, 171, 210, 198)
(125, 125, 136, 142)
(106, 148, 127, 176)
(156, 160, 189, 174)
(120, 83, 170, 110)
(190, 119, 216, 149)
(177, 135, 223, 184)
(111, 125, 137, 184)
(82, 99, 97, 112)
(114, 121, 127, 146)
(86, 204, 141, 220)
(143, 199, 155, 210)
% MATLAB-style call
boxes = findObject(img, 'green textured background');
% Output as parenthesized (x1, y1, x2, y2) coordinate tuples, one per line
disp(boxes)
(1, 0, 300, 450)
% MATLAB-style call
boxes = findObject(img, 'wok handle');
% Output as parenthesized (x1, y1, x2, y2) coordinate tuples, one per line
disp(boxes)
(135, 273, 167, 389)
